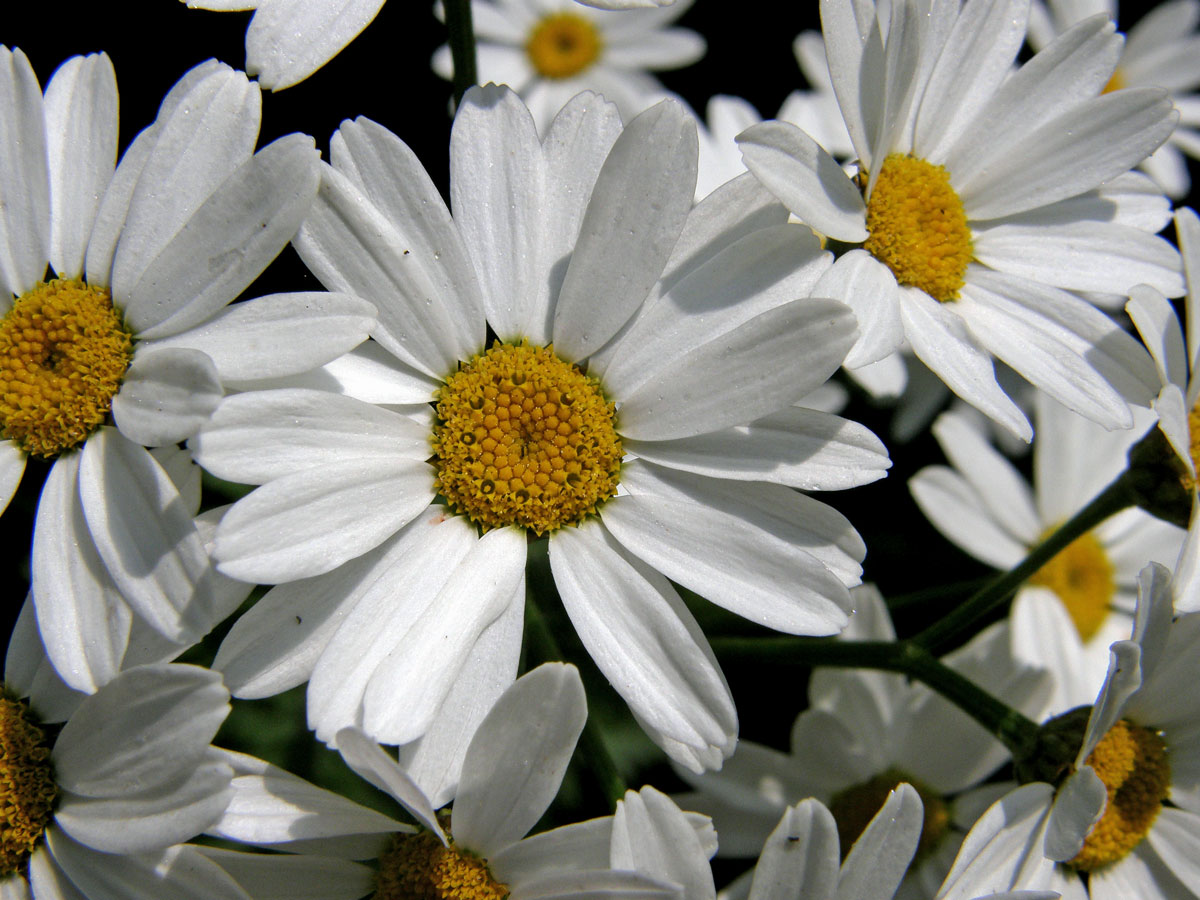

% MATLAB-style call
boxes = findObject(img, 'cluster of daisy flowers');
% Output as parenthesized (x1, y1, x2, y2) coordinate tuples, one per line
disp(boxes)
(2, 0, 1200, 897)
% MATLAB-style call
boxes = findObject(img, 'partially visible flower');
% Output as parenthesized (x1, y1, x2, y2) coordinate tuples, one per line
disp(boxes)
(910, 398, 1185, 713)
(432, 0, 705, 131)
(934, 563, 1200, 900)
(738, 0, 1175, 440)
(0, 51, 373, 694)
(677, 587, 1048, 900)
(1028, 0, 1200, 198)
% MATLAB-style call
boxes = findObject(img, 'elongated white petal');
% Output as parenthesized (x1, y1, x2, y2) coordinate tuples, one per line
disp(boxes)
(611, 787, 715, 900)
(1127, 285, 1188, 395)
(0, 47, 49, 297)
(0, 439, 23, 514)
(837, 784, 922, 900)
(111, 347, 223, 447)
(246, 0, 387, 89)
(748, 801, 840, 900)
(454, 664, 587, 857)
(335, 726, 446, 843)
(193, 845, 376, 900)
(44, 53, 117, 280)
(551, 520, 737, 771)
(1043, 767, 1106, 862)
(277, 340, 439, 405)
(28, 847, 83, 900)
(813, 250, 904, 367)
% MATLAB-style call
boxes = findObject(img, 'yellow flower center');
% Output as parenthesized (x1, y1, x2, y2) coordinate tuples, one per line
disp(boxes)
(862, 154, 974, 303)
(1187, 403, 1200, 493)
(1069, 718, 1170, 872)
(432, 342, 622, 535)
(0, 693, 58, 877)
(0, 278, 132, 458)
(1027, 530, 1115, 643)
(374, 831, 508, 900)
(827, 769, 951, 864)
(526, 12, 603, 79)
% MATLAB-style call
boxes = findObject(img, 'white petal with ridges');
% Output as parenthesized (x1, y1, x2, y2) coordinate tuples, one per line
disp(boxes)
(246, 0, 387, 90)
(748, 801, 839, 900)
(335, 726, 445, 842)
(0, 47, 49, 298)
(838, 783, 923, 900)
(111, 347, 223, 447)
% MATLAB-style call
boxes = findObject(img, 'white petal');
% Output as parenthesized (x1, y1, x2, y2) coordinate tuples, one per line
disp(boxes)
(274, 340, 439, 405)
(246, 0, 387, 89)
(77, 429, 216, 642)
(1043, 767, 1106, 861)
(552, 521, 738, 772)
(0, 47, 49, 297)
(1077, 640, 1143, 764)
(813, 250, 904, 367)
(111, 347, 223, 447)
(554, 100, 697, 361)
(212, 457, 435, 584)
(0, 439, 24, 514)
(611, 787, 715, 900)
(1126, 285, 1188, 397)
(44, 53, 118, 280)
(31, 452, 131, 693)
(195, 845, 376, 900)
(28, 847, 83, 900)
(335, 726, 446, 842)
(450, 85, 546, 345)
(837, 783, 923, 900)
(747, 801, 840, 900)
(454, 663, 587, 857)
(819, 0, 883, 167)
(53, 663, 228, 797)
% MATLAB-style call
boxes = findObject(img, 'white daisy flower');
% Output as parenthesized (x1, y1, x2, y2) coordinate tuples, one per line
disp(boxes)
(206, 663, 712, 900)
(737, 0, 1177, 440)
(934, 563, 1200, 900)
(192, 85, 888, 778)
(1028, 0, 1200, 198)
(0, 656, 240, 898)
(910, 397, 1185, 714)
(0, 51, 375, 694)
(432, 0, 705, 132)
(1127, 206, 1200, 613)
(678, 587, 1048, 900)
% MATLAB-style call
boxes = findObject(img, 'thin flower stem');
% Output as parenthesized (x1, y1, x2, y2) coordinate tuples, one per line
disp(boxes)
(523, 580, 628, 807)
(710, 636, 1040, 758)
(442, 0, 478, 108)
(910, 470, 1140, 655)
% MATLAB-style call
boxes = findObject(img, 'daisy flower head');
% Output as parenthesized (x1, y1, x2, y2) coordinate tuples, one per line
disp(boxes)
(207, 663, 711, 900)
(0, 648, 239, 898)
(935, 563, 1200, 900)
(432, 0, 705, 132)
(1128, 206, 1200, 612)
(1028, 0, 1200, 198)
(192, 84, 890, 779)
(737, 0, 1179, 441)
(909, 396, 1185, 714)
(0, 50, 375, 695)
(677, 586, 1049, 899)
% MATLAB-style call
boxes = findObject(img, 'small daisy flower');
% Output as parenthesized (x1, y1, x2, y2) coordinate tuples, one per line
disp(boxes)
(1127, 206, 1200, 612)
(0, 51, 374, 693)
(737, 0, 1176, 440)
(432, 0, 705, 132)
(193, 86, 888, 777)
(934, 563, 1200, 900)
(909, 397, 1185, 713)
(677, 587, 1048, 899)
(207, 663, 708, 900)
(0, 655, 238, 898)
(1028, 0, 1200, 198)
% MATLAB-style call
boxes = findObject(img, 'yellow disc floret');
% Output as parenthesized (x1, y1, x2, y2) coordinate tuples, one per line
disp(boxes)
(863, 154, 974, 303)
(1069, 718, 1170, 872)
(1027, 530, 1116, 643)
(374, 831, 509, 900)
(526, 12, 603, 79)
(433, 342, 622, 534)
(1187, 402, 1200, 493)
(0, 693, 57, 877)
(0, 278, 132, 458)
(827, 768, 951, 864)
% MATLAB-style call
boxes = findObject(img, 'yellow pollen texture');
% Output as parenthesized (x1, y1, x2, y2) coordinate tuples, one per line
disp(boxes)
(1069, 719, 1170, 872)
(863, 154, 973, 303)
(526, 12, 603, 79)
(827, 768, 951, 864)
(1187, 403, 1200, 494)
(0, 278, 132, 458)
(433, 342, 622, 535)
(0, 693, 57, 877)
(374, 831, 509, 900)
(1027, 530, 1116, 643)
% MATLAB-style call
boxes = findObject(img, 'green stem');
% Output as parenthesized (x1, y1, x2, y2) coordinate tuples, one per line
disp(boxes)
(910, 470, 1138, 655)
(524, 585, 628, 807)
(442, 0, 478, 109)
(710, 636, 1039, 759)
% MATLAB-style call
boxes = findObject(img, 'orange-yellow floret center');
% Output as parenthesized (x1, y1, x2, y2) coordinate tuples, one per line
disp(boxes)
(1187, 403, 1200, 492)
(827, 768, 951, 864)
(863, 154, 973, 303)
(0, 692, 57, 877)
(1027, 529, 1115, 643)
(1069, 718, 1170, 872)
(374, 831, 509, 900)
(0, 278, 132, 458)
(433, 342, 622, 534)
(526, 12, 603, 79)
